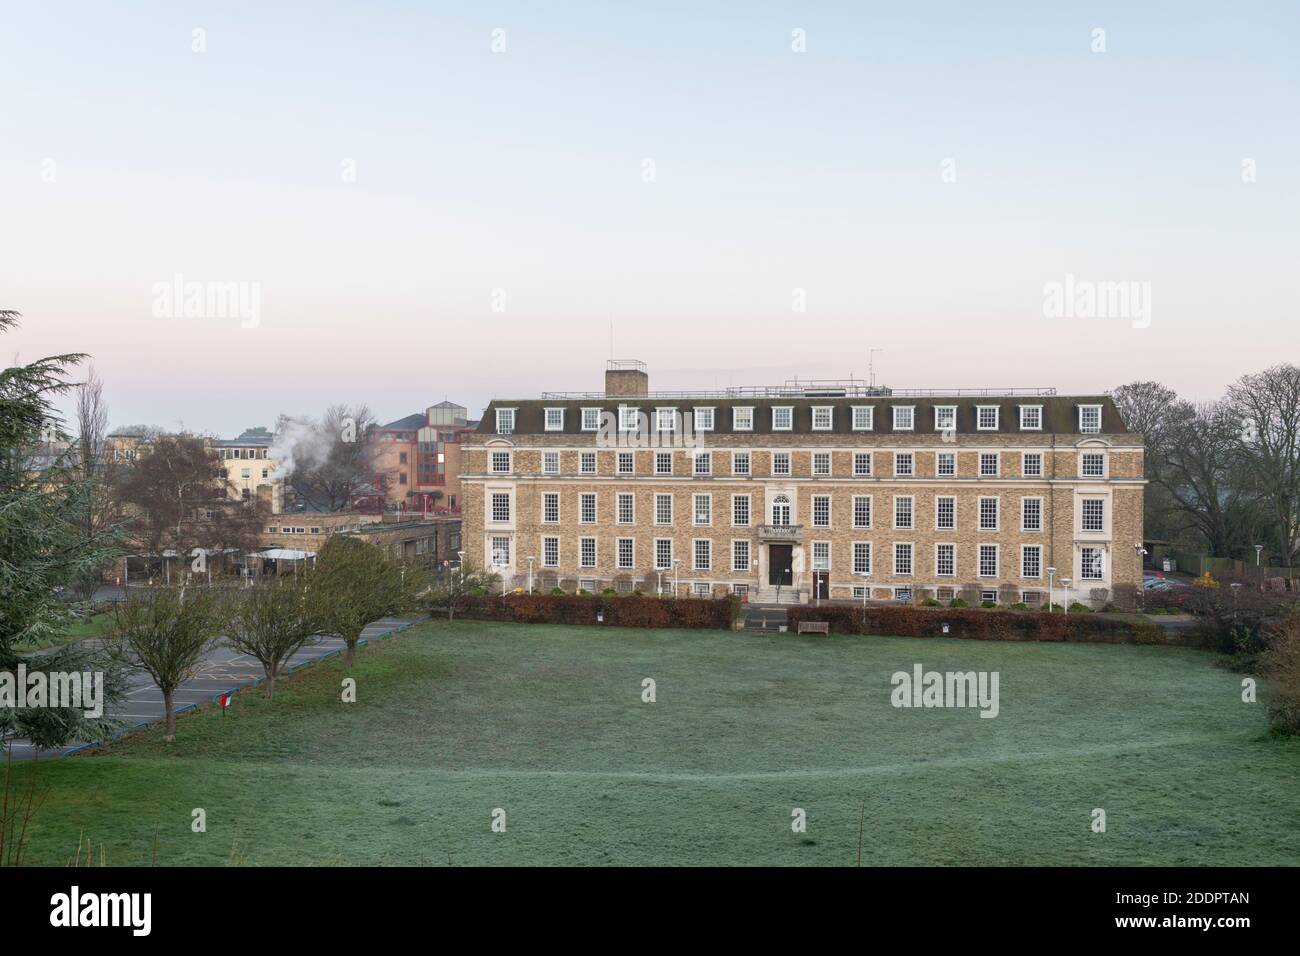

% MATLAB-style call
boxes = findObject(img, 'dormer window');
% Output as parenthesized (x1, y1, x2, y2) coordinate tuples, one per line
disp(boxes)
(733, 407, 754, 431)
(655, 407, 678, 432)
(581, 407, 602, 431)
(811, 406, 833, 430)
(543, 407, 565, 431)
(772, 406, 794, 431)
(892, 406, 915, 431)
(693, 407, 715, 431)
(1019, 405, 1042, 430)
(851, 406, 874, 431)
(976, 405, 999, 431)
(619, 406, 640, 432)
(495, 408, 516, 434)
(935, 405, 957, 432)
(1079, 405, 1103, 433)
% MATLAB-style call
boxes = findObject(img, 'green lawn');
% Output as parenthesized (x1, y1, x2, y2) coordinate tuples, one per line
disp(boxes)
(11, 620, 1300, 866)
(23, 611, 117, 652)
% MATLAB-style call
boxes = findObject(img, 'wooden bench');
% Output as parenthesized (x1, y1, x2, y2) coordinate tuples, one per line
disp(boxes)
(797, 621, 830, 635)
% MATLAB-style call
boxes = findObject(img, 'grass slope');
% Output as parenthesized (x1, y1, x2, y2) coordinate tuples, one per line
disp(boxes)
(12, 620, 1300, 866)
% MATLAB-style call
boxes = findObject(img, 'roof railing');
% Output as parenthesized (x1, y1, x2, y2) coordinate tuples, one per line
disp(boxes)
(538, 385, 1059, 400)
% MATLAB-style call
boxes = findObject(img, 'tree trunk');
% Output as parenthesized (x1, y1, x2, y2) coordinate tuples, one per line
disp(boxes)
(264, 668, 276, 700)
(345, 641, 356, 666)
(163, 690, 176, 741)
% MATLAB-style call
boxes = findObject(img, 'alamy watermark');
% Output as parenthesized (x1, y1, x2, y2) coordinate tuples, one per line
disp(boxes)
(0, 666, 105, 718)
(50, 886, 151, 936)
(594, 410, 706, 449)
(1043, 273, 1150, 329)
(151, 273, 261, 329)
(890, 664, 999, 718)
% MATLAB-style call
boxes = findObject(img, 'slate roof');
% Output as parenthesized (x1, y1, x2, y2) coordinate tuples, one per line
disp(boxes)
(475, 395, 1129, 436)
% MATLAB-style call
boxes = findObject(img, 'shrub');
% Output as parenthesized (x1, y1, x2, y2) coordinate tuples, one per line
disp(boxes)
(1009, 602, 1028, 611)
(601, 588, 618, 597)
(550, 587, 565, 596)
(1188, 585, 1298, 660)
(980, 600, 997, 609)
(1067, 602, 1091, 614)
(785, 604, 1170, 646)
(949, 598, 969, 608)
(453, 593, 737, 631)
(921, 598, 941, 607)
(1111, 583, 1140, 612)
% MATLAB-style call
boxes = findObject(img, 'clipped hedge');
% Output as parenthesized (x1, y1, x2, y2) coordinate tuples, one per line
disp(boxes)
(786, 605, 1196, 646)
(458, 593, 739, 630)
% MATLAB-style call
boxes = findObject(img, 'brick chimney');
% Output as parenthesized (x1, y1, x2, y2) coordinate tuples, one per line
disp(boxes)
(604, 359, 648, 397)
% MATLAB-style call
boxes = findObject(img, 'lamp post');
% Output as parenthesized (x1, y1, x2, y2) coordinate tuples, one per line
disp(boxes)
(1230, 581, 1242, 625)
(1255, 544, 1263, 567)
(1134, 544, 1147, 611)
(672, 558, 681, 599)
(526, 555, 534, 595)
(1046, 566, 1056, 613)
(457, 550, 465, 588)
(1060, 577, 1072, 617)
(657, 569, 664, 597)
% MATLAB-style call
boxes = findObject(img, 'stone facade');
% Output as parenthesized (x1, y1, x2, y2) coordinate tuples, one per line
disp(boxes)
(462, 369, 1144, 606)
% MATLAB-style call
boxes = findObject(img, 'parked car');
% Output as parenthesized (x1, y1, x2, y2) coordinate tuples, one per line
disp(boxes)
(1143, 572, 1191, 591)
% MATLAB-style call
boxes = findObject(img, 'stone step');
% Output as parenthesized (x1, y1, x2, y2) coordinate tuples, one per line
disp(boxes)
(751, 587, 805, 606)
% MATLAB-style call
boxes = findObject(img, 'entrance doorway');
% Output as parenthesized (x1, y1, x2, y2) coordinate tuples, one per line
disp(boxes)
(769, 544, 793, 586)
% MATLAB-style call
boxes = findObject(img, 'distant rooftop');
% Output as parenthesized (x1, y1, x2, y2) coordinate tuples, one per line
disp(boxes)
(214, 436, 272, 447)
(380, 414, 426, 431)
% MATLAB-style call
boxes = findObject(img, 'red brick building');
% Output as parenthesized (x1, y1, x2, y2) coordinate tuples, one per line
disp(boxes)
(370, 401, 475, 514)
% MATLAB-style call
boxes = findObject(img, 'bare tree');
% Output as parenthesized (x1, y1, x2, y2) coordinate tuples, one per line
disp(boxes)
(273, 404, 380, 511)
(1110, 380, 1180, 459)
(115, 433, 264, 581)
(227, 575, 319, 699)
(1110, 380, 1184, 545)
(113, 586, 223, 740)
(70, 366, 122, 617)
(1157, 401, 1259, 557)
(428, 559, 499, 621)
(1226, 364, 1300, 566)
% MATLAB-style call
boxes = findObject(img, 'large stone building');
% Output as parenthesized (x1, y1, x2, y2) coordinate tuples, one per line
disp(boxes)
(462, 361, 1145, 606)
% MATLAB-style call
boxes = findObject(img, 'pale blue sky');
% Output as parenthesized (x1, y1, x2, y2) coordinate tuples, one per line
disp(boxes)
(2, 1, 1297, 433)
